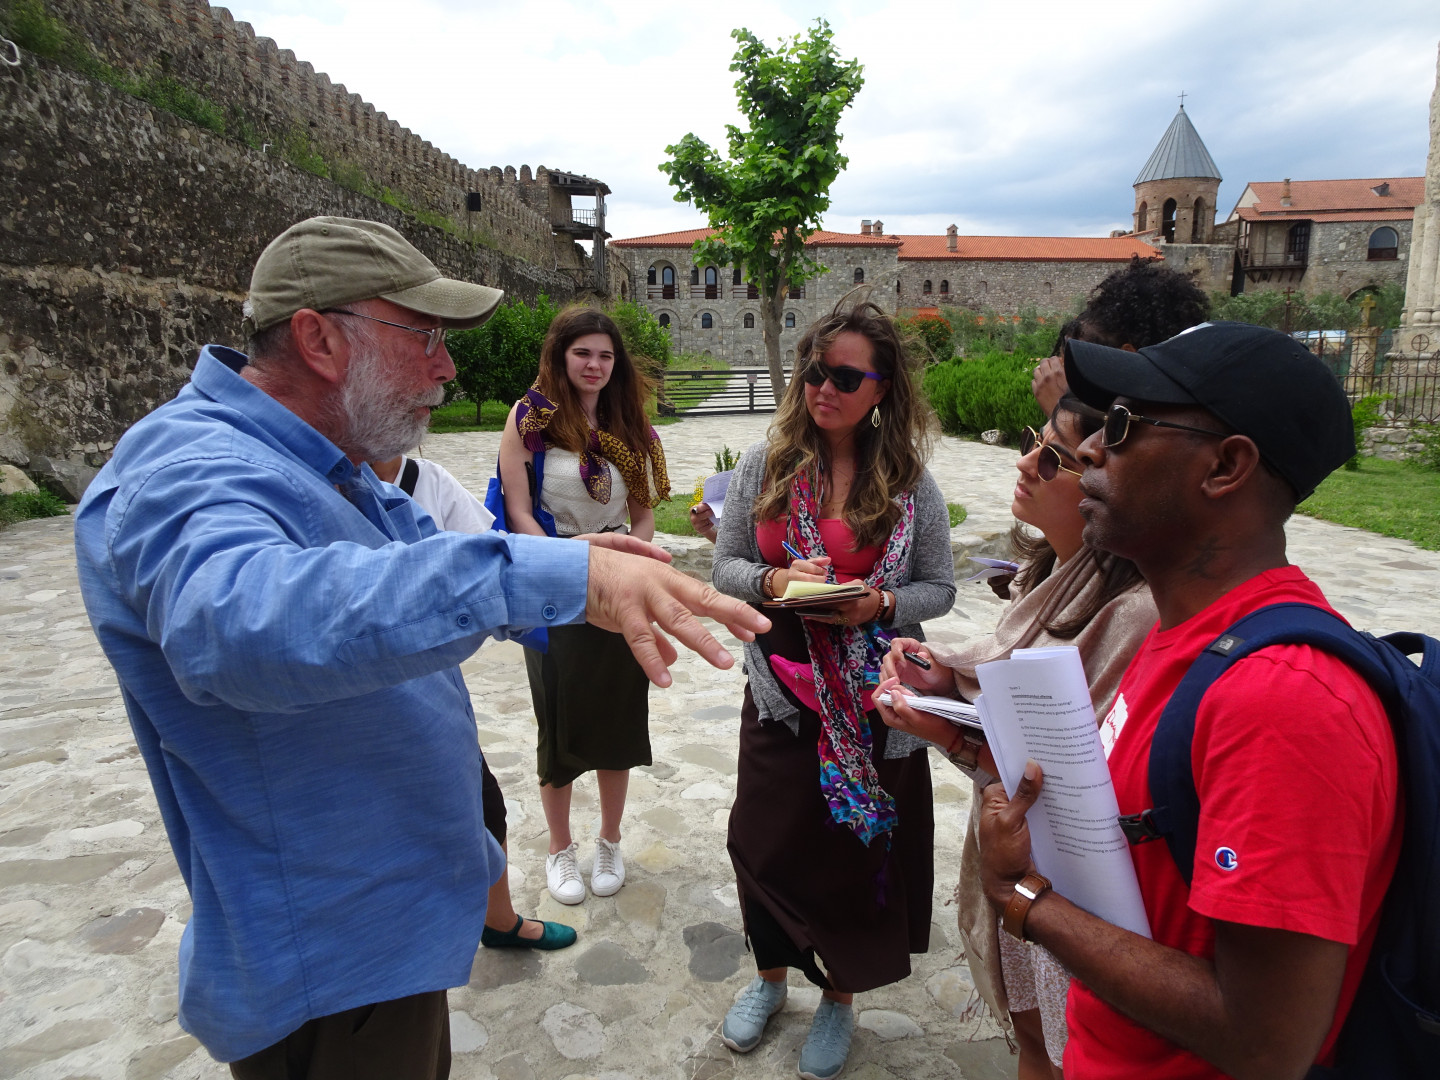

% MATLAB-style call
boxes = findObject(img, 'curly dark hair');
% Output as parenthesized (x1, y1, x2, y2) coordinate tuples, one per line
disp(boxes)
(1062, 256, 1210, 351)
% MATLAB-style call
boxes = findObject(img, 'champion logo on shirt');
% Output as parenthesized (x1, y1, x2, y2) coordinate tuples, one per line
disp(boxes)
(1215, 846, 1240, 871)
(1099, 693, 1128, 758)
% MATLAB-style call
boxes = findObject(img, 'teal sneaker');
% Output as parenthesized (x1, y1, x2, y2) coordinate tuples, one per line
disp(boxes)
(721, 976, 787, 1052)
(797, 998, 853, 1080)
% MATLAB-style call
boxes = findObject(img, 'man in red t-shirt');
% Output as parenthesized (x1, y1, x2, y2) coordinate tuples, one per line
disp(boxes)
(977, 321, 1402, 1080)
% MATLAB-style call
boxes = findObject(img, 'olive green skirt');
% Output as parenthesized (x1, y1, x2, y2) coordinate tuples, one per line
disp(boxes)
(525, 621, 652, 788)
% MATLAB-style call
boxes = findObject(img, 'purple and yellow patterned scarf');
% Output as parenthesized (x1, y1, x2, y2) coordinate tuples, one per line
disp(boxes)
(515, 386, 671, 507)
(788, 467, 916, 846)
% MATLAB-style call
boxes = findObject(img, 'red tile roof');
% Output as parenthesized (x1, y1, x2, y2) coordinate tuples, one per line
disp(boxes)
(610, 228, 900, 248)
(895, 235, 1161, 262)
(1232, 177, 1423, 222)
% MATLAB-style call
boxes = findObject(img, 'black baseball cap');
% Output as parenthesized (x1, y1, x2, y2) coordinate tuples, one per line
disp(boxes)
(1063, 321, 1354, 500)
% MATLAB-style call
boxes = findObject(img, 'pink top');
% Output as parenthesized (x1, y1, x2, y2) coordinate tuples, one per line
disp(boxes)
(756, 517, 882, 582)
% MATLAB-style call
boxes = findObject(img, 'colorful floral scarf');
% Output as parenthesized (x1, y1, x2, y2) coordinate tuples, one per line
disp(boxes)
(789, 467, 916, 846)
(515, 386, 671, 508)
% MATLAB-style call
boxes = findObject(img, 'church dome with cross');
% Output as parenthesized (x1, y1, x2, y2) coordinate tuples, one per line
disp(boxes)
(1133, 98, 1223, 245)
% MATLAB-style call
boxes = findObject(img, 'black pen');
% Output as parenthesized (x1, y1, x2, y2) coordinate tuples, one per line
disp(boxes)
(902, 650, 932, 670)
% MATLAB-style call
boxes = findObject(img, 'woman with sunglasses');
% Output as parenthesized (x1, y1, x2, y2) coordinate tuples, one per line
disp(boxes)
(711, 296, 956, 1080)
(497, 307, 670, 907)
(875, 395, 1155, 1080)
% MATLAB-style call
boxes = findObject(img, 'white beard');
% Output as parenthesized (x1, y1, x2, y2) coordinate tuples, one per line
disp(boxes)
(338, 323, 444, 462)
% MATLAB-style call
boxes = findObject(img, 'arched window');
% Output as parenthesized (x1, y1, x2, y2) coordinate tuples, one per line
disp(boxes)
(704, 266, 718, 285)
(620, 282, 627, 299)
(647, 265, 657, 285)
(733, 267, 743, 285)
(690, 266, 699, 285)
(854, 267, 865, 284)
(979, 281, 987, 294)
(1191, 198, 1205, 242)
(1137, 201, 1148, 232)
(744, 349, 755, 362)
(1162, 198, 1177, 243)
(923, 280, 933, 294)
(1044, 282, 1053, 294)
(658, 313, 671, 328)
(785, 312, 796, 328)
(940, 280, 949, 295)
(701, 313, 713, 329)
(743, 312, 755, 328)
(1368, 227, 1399, 260)
(661, 266, 674, 286)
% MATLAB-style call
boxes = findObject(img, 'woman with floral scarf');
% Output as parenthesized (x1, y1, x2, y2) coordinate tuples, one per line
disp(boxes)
(498, 307, 669, 910)
(711, 296, 956, 1080)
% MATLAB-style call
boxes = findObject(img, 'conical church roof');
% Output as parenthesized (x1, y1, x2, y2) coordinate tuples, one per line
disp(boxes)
(1134, 106, 1222, 185)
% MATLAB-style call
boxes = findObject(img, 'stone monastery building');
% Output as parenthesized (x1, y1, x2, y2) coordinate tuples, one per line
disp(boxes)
(612, 104, 1424, 363)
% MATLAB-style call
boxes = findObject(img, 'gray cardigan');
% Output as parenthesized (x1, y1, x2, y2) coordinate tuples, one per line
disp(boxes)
(712, 441, 958, 752)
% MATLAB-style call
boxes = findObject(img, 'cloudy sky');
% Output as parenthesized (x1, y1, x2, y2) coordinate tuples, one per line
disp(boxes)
(221, 0, 1439, 241)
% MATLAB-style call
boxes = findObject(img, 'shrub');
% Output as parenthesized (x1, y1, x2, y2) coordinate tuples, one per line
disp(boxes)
(924, 354, 1045, 440)
(447, 294, 560, 419)
(1411, 424, 1440, 473)
(0, 488, 69, 527)
(898, 312, 954, 364)
(608, 300, 672, 375)
(1347, 393, 1391, 470)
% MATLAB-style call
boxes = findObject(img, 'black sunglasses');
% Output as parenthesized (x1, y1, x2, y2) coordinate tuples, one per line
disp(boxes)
(802, 361, 883, 394)
(1103, 405, 1227, 448)
(1020, 426, 1082, 482)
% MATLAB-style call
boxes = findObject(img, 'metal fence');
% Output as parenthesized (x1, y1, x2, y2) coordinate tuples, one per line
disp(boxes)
(657, 367, 787, 417)
(1311, 330, 1440, 424)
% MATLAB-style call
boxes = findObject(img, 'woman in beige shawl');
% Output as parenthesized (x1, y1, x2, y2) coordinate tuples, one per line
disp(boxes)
(876, 395, 1156, 1079)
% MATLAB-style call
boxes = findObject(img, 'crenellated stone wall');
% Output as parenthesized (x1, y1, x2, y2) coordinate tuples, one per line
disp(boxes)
(0, 55, 583, 491)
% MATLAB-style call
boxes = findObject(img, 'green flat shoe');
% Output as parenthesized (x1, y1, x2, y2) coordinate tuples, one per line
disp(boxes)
(480, 915, 577, 951)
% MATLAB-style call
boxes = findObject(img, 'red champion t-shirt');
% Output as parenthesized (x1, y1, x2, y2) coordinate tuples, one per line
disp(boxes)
(1066, 566, 1401, 1079)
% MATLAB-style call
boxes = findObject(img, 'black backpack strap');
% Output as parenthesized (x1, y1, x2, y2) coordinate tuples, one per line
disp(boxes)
(398, 457, 421, 497)
(1136, 602, 1391, 885)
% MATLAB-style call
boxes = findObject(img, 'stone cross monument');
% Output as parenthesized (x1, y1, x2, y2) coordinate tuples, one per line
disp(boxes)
(1395, 43, 1440, 359)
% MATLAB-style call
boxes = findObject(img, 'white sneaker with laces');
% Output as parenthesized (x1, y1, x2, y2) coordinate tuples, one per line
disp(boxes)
(545, 842, 585, 905)
(590, 836, 625, 896)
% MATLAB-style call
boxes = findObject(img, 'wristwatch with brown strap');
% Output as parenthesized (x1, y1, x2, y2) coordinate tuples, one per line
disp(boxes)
(1001, 872, 1052, 941)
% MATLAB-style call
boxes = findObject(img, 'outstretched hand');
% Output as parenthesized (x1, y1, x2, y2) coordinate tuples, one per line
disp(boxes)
(978, 760, 1044, 913)
(584, 543, 770, 688)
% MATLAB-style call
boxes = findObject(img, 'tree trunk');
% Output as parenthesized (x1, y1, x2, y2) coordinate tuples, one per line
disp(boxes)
(760, 281, 787, 404)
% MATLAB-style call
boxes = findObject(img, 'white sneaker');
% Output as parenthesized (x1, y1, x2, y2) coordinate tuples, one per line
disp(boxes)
(545, 842, 585, 905)
(590, 837, 625, 896)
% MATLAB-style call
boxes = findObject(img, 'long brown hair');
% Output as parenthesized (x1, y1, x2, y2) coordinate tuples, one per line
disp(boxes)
(1009, 394, 1144, 638)
(755, 291, 937, 548)
(532, 307, 653, 454)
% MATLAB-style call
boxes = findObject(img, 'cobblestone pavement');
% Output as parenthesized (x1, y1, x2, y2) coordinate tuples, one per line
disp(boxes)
(3, 413, 1438, 1080)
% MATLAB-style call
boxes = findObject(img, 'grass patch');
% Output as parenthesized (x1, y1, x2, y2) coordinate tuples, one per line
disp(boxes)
(653, 493, 700, 537)
(427, 399, 511, 434)
(0, 489, 70, 528)
(948, 502, 967, 528)
(1299, 457, 1440, 550)
(656, 354, 733, 423)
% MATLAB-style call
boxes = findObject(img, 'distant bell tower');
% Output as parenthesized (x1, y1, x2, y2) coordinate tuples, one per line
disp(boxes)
(1133, 98, 1222, 245)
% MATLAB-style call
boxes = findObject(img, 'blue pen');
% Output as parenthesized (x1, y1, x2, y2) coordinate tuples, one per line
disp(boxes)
(782, 539, 836, 583)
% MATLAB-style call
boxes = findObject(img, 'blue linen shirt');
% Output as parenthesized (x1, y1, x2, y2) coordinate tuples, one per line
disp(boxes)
(74, 346, 590, 1062)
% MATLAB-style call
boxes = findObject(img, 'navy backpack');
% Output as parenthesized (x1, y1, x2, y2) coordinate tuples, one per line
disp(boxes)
(1119, 602, 1440, 1078)
(482, 451, 556, 653)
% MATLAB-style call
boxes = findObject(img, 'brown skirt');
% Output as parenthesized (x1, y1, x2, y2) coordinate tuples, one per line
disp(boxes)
(526, 622, 651, 788)
(727, 610, 934, 993)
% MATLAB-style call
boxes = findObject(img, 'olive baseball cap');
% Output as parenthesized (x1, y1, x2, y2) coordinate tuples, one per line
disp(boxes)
(241, 216, 504, 336)
(1064, 321, 1354, 500)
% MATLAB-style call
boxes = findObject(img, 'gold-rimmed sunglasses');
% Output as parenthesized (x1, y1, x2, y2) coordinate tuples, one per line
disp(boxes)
(1020, 426, 1083, 481)
(1102, 404, 1227, 448)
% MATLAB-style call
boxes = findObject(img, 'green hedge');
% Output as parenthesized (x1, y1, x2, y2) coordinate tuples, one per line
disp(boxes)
(923, 353, 1045, 440)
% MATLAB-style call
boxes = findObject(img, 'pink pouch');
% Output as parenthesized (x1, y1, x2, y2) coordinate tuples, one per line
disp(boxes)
(767, 655, 877, 714)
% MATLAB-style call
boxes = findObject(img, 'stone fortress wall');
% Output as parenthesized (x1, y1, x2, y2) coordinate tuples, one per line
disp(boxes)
(896, 258, 1121, 318)
(0, 0, 604, 494)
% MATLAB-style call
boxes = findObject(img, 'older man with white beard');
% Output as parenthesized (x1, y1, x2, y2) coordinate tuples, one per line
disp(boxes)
(73, 217, 769, 1080)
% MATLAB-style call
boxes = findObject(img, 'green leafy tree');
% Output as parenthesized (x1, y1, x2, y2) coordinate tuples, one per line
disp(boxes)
(608, 299, 672, 376)
(446, 295, 559, 421)
(898, 312, 955, 363)
(661, 20, 863, 400)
